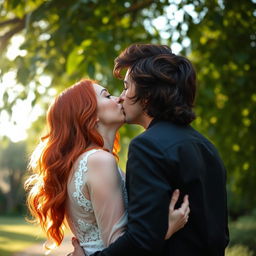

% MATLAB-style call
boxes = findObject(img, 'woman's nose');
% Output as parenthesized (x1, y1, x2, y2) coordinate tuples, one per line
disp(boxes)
(113, 96, 121, 103)
(113, 95, 124, 104)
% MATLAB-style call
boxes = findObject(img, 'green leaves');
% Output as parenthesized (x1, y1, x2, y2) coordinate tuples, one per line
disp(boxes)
(0, 0, 255, 217)
(66, 46, 84, 75)
(188, 0, 256, 216)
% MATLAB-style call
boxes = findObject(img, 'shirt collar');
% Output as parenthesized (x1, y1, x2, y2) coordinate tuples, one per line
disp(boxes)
(147, 118, 159, 129)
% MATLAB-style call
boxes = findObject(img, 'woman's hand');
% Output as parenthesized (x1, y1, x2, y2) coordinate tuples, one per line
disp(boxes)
(165, 189, 190, 239)
(67, 237, 86, 256)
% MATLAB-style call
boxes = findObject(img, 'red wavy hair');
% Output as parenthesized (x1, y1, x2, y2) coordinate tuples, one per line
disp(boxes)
(25, 79, 120, 248)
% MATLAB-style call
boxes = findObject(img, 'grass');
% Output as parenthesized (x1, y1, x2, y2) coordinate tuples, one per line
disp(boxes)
(226, 214, 256, 256)
(1, 214, 256, 256)
(0, 215, 46, 256)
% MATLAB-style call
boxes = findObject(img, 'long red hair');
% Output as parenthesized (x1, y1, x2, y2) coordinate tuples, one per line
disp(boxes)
(25, 79, 120, 248)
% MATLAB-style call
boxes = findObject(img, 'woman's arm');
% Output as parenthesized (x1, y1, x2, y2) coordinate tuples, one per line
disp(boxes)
(86, 151, 126, 246)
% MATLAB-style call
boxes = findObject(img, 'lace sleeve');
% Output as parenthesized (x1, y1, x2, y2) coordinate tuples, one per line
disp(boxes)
(85, 152, 127, 246)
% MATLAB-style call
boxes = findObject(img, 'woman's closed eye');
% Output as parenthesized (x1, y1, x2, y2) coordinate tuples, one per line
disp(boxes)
(106, 94, 112, 99)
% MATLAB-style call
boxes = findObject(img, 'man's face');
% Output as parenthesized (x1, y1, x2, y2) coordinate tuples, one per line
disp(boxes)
(120, 70, 144, 125)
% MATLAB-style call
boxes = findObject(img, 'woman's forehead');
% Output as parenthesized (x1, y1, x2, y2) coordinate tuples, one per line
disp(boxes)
(93, 83, 106, 94)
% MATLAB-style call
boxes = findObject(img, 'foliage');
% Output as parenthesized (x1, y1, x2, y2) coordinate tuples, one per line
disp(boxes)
(1, 0, 161, 167)
(226, 245, 254, 256)
(0, 0, 255, 216)
(0, 140, 27, 214)
(0, 0, 165, 112)
(182, 0, 256, 216)
(228, 213, 256, 254)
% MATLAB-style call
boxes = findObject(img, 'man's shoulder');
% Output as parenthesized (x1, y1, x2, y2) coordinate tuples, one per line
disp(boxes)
(129, 121, 181, 152)
(132, 120, 192, 143)
(131, 120, 213, 150)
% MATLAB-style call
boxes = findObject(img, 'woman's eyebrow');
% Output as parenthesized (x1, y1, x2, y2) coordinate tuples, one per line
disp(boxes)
(100, 89, 107, 95)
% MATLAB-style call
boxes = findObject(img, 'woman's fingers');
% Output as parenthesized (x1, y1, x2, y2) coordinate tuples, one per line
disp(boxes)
(176, 195, 190, 225)
(179, 195, 189, 213)
(71, 237, 85, 256)
(180, 195, 190, 223)
(185, 204, 190, 215)
(169, 189, 180, 211)
(72, 237, 79, 247)
(165, 192, 190, 239)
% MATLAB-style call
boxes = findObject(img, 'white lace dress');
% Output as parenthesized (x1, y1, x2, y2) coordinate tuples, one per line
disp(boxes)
(66, 149, 128, 255)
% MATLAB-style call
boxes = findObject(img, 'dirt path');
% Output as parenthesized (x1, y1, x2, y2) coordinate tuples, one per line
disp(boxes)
(12, 235, 73, 256)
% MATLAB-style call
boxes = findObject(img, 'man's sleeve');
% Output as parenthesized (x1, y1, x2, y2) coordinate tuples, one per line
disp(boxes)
(91, 136, 173, 256)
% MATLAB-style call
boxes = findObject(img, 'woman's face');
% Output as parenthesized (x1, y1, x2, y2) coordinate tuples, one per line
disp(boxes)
(93, 84, 125, 128)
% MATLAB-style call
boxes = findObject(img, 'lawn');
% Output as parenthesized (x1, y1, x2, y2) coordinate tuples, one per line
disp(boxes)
(226, 214, 256, 256)
(1, 214, 256, 256)
(0, 215, 46, 256)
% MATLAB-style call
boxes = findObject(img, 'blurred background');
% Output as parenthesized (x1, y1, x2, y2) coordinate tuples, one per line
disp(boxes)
(0, 0, 255, 255)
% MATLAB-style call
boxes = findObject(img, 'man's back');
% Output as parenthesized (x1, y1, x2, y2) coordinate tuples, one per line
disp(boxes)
(127, 119, 229, 255)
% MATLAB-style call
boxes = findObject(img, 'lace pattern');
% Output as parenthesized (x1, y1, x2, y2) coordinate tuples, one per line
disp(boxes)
(72, 151, 95, 213)
(77, 219, 104, 246)
(71, 149, 104, 253)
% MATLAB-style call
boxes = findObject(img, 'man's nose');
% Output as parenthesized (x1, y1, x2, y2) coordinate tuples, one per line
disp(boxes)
(113, 95, 123, 104)
(117, 92, 124, 103)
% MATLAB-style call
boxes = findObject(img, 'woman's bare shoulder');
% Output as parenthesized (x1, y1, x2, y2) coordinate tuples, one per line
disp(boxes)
(88, 150, 115, 164)
(86, 150, 117, 173)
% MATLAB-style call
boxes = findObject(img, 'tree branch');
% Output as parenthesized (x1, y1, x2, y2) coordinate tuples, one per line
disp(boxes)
(0, 17, 25, 52)
(115, 0, 155, 17)
(0, 17, 22, 28)
(125, 0, 154, 14)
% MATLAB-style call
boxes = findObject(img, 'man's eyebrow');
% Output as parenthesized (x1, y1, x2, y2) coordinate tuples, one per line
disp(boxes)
(124, 80, 128, 85)
(100, 89, 107, 95)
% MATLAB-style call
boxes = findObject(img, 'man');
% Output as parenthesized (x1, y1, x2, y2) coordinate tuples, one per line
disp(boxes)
(71, 43, 229, 256)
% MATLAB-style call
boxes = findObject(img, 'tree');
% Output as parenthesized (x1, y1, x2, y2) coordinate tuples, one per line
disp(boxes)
(0, 140, 27, 214)
(183, 0, 256, 217)
(0, 0, 165, 111)
(0, 0, 255, 216)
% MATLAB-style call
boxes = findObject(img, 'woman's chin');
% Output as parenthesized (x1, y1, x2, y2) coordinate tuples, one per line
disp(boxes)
(117, 120, 125, 129)
(113, 113, 125, 128)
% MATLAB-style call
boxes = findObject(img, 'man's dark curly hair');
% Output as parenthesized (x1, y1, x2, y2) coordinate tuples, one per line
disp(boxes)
(114, 43, 197, 126)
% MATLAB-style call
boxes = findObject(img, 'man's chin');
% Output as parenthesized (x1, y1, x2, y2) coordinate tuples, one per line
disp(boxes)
(124, 119, 133, 124)
(123, 115, 135, 124)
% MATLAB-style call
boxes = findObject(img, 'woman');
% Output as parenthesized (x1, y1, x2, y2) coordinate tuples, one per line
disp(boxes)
(25, 79, 189, 255)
